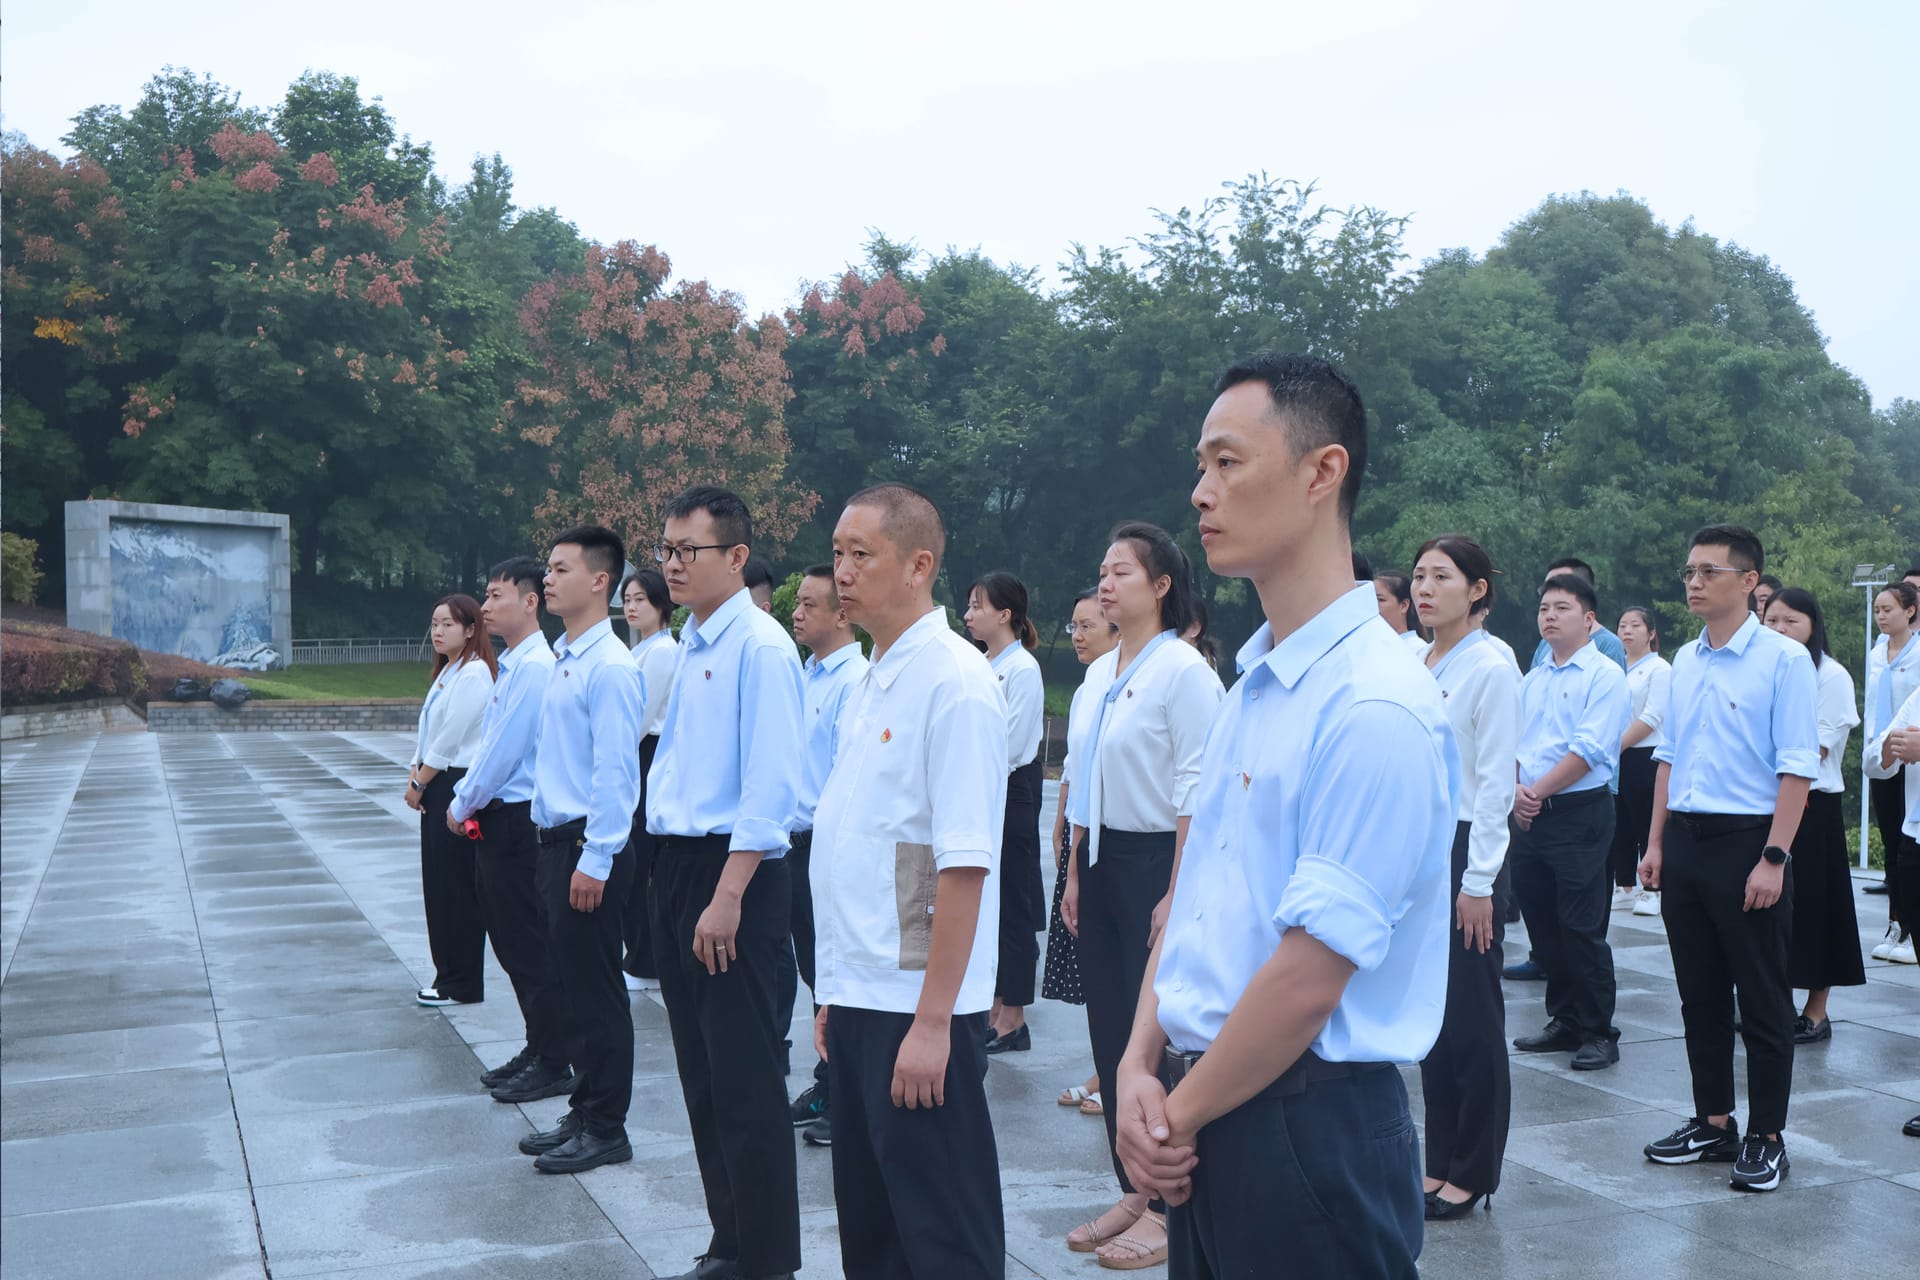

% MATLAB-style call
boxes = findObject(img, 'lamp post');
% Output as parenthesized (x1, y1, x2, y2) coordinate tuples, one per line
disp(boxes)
(1850, 563, 1898, 870)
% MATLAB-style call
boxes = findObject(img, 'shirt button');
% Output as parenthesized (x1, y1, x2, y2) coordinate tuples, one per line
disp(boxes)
(1251, 691, 1260, 701)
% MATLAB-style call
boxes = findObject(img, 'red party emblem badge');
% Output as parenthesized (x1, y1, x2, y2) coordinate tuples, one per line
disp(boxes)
(881, 728, 892, 743)
(704, 670, 712, 680)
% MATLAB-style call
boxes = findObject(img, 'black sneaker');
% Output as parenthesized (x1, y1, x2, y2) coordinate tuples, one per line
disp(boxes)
(491, 1057, 576, 1104)
(1645, 1116, 1741, 1164)
(801, 1115, 832, 1147)
(1729, 1134, 1789, 1191)
(790, 1083, 827, 1127)
(480, 1047, 533, 1089)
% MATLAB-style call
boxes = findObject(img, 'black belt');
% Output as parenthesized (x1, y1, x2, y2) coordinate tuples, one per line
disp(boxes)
(1536, 787, 1609, 814)
(1163, 1046, 1391, 1096)
(655, 833, 732, 856)
(480, 798, 529, 815)
(535, 818, 587, 846)
(1669, 812, 1771, 839)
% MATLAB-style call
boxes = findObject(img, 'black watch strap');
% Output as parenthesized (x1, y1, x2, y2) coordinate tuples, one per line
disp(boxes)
(1762, 844, 1791, 866)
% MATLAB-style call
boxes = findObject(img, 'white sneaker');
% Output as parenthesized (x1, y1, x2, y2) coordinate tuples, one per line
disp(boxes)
(1892, 937, 1917, 965)
(1632, 889, 1661, 917)
(1872, 925, 1901, 961)
(1612, 886, 1636, 912)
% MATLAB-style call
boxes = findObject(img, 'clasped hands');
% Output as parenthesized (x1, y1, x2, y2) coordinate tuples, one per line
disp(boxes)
(1512, 782, 1543, 831)
(1113, 1060, 1199, 1205)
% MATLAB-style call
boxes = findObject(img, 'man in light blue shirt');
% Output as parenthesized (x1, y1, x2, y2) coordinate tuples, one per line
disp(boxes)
(644, 485, 806, 1280)
(1114, 352, 1459, 1278)
(517, 525, 644, 1177)
(1528, 558, 1629, 674)
(781, 564, 869, 1142)
(446, 557, 570, 1106)
(1508, 575, 1631, 1072)
(1638, 525, 1818, 1192)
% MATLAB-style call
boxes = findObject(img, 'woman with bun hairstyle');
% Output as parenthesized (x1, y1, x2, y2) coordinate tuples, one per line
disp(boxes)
(965, 571, 1048, 1053)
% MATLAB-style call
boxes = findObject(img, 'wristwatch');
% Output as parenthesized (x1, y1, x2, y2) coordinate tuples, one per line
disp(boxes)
(1761, 844, 1791, 866)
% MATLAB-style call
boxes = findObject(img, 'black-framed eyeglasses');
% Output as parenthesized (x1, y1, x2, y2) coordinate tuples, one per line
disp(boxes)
(1677, 564, 1746, 584)
(652, 543, 732, 565)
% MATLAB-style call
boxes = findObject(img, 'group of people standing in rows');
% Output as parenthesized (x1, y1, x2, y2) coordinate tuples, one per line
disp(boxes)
(394, 348, 1917, 1280)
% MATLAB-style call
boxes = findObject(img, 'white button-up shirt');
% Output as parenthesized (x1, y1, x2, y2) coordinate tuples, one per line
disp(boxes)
(450, 631, 554, 820)
(1428, 629, 1521, 900)
(989, 643, 1045, 771)
(1654, 615, 1819, 815)
(646, 587, 804, 856)
(797, 640, 869, 830)
(414, 656, 493, 770)
(1811, 655, 1859, 795)
(630, 630, 680, 739)
(1865, 633, 1920, 779)
(1517, 640, 1630, 793)
(811, 607, 1007, 1015)
(1626, 653, 1673, 752)
(1155, 586, 1460, 1062)
(530, 618, 644, 880)
(1871, 684, 1920, 840)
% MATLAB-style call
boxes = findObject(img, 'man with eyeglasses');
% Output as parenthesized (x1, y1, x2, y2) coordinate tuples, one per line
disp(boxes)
(645, 485, 806, 1280)
(1639, 525, 1817, 1193)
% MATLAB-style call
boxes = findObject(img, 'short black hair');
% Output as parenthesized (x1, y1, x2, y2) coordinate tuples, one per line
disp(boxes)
(1214, 351, 1368, 519)
(1546, 557, 1596, 585)
(801, 563, 840, 609)
(551, 525, 624, 581)
(1905, 566, 1920, 582)
(1756, 574, 1784, 593)
(845, 483, 947, 573)
(1351, 550, 1374, 581)
(1763, 586, 1831, 668)
(743, 555, 775, 591)
(664, 484, 753, 550)
(1109, 519, 1197, 636)
(488, 556, 545, 598)
(1540, 572, 1598, 616)
(1688, 524, 1764, 575)
(1415, 534, 1497, 618)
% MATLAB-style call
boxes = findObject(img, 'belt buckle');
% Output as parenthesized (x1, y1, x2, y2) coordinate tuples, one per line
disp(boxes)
(1163, 1047, 1202, 1086)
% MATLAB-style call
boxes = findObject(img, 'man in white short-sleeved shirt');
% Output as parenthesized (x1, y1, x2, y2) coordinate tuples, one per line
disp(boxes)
(811, 483, 1008, 1279)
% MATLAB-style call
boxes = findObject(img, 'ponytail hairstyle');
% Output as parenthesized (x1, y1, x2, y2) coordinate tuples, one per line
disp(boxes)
(971, 570, 1038, 651)
(1764, 585, 1831, 669)
(1620, 605, 1661, 653)
(1375, 568, 1419, 632)
(431, 593, 497, 680)
(1413, 535, 1496, 618)
(1878, 581, 1919, 629)
(1108, 520, 1198, 636)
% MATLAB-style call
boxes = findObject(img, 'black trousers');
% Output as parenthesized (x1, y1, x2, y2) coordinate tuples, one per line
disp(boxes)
(651, 835, 800, 1276)
(475, 801, 568, 1063)
(622, 734, 661, 978)
(1168, 1062, 1421, 1280)
(1661, 813, 1794, 1134)
(1896, 822, 1920, 949)
(1078, 827, 1174, 1203)
(776, 830, 829, 1095)
(1870, 773, 1907, 929)
(827, 1006, 1003, 1280)
(996, 760, 1045, 1006)
(1418, 821, 1510, 1194)
(420, 770, 485, 1002)
(1510, 790, 1617, 1040)
(1612, 746, 1659, 889)
(535, 822, 634, 1136)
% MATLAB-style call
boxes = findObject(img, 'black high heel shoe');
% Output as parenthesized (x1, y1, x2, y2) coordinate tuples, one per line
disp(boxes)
(1424, 1190, 1489, 1221)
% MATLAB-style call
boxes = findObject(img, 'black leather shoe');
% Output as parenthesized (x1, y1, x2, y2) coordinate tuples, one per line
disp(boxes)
(1570, 1037, 1620, 1071)
(984, 1024, 1031, 1055)
(491, 1057, 576, 1103)
(1513, 1019, 1580, 1053)
(480, 1047, 532, 1089)
(657, 1255, 739, 1280)
(533, 1129, 633, 1174)
(1792, 1015, 1832, 1044)
(1864, 881, 1889, 894)
(1904, 1115, 1920, 1137)
(517, 1111, 583, 1155)
(1424, 1190, 1488, 1220)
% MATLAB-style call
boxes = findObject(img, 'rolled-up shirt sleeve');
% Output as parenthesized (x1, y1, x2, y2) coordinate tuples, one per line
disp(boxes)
(575, 660, 643, 881)
(1570, 665, 1629, 773)
(733, 638, 803, 857)
(1771, 648, 1821, 781)
(928, 682, 1007, 872)
(1167, 662, 1224, 817)
(1276, 700, 1454, 973)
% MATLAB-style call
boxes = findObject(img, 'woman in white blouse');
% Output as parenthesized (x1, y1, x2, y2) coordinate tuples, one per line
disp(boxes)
(1763, 589, 1867, 1031)
(1410, 535, 1521, 1221)
(1060, 521, 1222, 1268)
(964, 571, 1047, 1053)
(620, 568, 679, 990)
(409, 594, 497, 1006)
(1375, 567, 1426, 650)
(1613, 607, 1671, 917)
(1864, 581, 1920, 955)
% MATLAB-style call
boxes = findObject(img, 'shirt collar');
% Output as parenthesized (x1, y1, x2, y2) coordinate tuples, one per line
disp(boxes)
(1693, 612, 1761, 657)
(499, 629, 547, 672)
(681, 587, 753, 653)
(1236, 584, 1378, 690)
(807, 639, 863, 674)
(1544, 639, 1603, 671)
(869, 607, 950, 691)
(553, 616, 615, 661)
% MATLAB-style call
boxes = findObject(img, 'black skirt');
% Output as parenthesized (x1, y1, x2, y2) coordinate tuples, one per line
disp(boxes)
(1041, 823, 1085, 1004)
(1788, 789, 1867, 990)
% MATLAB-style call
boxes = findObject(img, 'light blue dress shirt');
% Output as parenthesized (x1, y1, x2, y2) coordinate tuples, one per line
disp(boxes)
(1517, 640, 1631, 794)
(1532, 624, 1628, 673)
(646, 587, 805, 856)
(1654, 614, 1820, 815)
(797, 640, 869, 830)
(1154, 586, 1461, 1062)
(530, 617, 644, 881)
(449, 631, 555, 821)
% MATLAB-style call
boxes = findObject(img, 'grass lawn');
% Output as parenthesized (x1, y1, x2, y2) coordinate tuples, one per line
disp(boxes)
(244, 662, 431, 701)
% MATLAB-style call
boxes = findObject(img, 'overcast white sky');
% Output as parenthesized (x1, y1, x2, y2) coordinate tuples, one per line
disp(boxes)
(5, 0, 1915, 405)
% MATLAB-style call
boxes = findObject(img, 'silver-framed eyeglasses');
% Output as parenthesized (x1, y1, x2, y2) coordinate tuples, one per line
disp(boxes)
(1677, 564, 1746, 584)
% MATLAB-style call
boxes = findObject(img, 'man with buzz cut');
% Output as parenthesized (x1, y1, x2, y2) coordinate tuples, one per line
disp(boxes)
(812, 482, 1007, 1278)
(1640, 524, 1817, 1192)
(514, 525, 644, 1175)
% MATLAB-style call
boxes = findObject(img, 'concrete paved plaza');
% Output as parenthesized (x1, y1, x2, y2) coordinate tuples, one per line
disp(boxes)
(3, 728, 1918, 1277)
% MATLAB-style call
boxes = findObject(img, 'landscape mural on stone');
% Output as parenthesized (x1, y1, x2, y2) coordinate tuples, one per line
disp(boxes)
(108, 518, 283, 669)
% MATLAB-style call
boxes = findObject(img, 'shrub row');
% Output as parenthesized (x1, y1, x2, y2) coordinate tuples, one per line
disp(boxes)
(0, 620, 148, 705)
